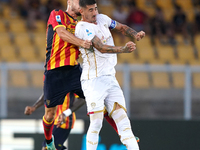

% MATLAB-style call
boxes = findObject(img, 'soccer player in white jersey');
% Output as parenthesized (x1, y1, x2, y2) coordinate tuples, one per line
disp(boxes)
(75, 0, 145, 150)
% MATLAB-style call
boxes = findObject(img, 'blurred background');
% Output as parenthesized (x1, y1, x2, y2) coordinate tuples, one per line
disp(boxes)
(0, 0, 200, 150)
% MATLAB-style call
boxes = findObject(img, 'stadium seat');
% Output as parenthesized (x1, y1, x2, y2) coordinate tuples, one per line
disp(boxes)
(136, 46, 155, 62)
(8, 70, 29, 87)
(176, 44, 195, 62)
(9, 19, 27, 33)
(33, 33, 46, 47)
(156, 45, 175, 62)
(117, 53, 137, 64)
(193, 73, 200, 88)
(0, 20, 7, 33)
(0, 45, 19, 62)
(29, 70, 44, 87)
(172, 72, 185, 88)
(35, 20, 46, 33)
(14, 33, 32, 47)
(135, 36, 155, 61)
(169, 59, 187, 65)
(189, 60, 200, 66)
(0, 33, 12, 46)
(98, 4, 114, 17)
(175, 0, 193, 9)
(36, 46, 46, 62)
(115, 71, 123, 86)
(18, 46, 39, 62)
(151, 72, 170, 88)
(184, 8, 195, 22)
(156, 0, 173, 9)
(194, 34, 200, 51)
(131, 72, 150, 88)
(2, 4, 11, 19)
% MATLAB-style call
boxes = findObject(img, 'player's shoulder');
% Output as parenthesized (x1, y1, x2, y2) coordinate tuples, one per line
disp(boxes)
(50, 9, 64, 16)
(76, 21, 94, 29)
(96, 14, 110, 20)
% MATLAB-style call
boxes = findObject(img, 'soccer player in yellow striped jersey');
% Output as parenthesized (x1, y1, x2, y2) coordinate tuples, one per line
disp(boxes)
(25, 93, 77, 150)
(42, 0, 91, 149)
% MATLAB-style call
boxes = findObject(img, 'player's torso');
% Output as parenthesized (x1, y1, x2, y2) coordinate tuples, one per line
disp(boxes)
(45, 10, 79, 70)
(77, 15, 117, 80)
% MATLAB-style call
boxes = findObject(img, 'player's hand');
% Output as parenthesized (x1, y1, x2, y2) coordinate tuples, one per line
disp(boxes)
(57, 113, 66, 128)
(81, 40, 92, 49)
(123, 41, 136, 53)
(24, 106, 36, 115)
(135, 31, 145, 41)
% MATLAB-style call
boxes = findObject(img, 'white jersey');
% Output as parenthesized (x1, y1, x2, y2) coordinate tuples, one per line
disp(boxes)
(75, 14, 117, 81)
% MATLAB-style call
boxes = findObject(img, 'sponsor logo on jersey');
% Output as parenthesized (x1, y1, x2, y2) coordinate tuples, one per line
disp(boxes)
(56, 15, 61, 22)
(86, 29, 92, 36)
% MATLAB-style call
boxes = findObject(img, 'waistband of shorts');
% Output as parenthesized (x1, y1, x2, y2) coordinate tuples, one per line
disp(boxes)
(46, 64, 80, 72)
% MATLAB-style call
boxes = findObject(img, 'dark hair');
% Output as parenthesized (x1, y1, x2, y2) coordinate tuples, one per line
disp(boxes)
(79, 0, 96, 8)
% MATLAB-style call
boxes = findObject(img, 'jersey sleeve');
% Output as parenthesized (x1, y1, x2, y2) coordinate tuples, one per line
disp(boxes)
(100, 14, 117, 30)
(48, 9, 66, 31)
(75, 23, 95, 41)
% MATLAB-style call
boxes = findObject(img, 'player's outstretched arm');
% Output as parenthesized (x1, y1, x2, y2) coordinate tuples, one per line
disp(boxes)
(56, 27, 91, 49)
(91, 36, 136, 53)
(113, 22, 145, 41)
(24, 94, 44, 115)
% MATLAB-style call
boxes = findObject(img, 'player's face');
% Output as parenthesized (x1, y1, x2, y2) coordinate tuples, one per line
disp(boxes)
(71, 0, 81, 16)
(81, 4, 98, 23)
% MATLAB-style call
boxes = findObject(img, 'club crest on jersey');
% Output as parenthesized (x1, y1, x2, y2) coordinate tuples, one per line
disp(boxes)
(86, 29, 92, 36)
(46, 100, 50, 106)
(56, 15, 61, 22)
(91, 102, 96, 109)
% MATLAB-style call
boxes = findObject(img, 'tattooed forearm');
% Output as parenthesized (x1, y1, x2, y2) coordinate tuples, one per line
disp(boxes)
(114, 22, 138, 39)
(91, 36, 125, 53)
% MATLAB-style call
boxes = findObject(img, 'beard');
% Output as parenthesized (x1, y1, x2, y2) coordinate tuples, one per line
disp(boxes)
(75, 11, 81, 16)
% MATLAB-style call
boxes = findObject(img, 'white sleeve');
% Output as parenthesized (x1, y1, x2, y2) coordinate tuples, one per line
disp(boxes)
(99, 14, 117, 30)
(75, 23, 95, 41)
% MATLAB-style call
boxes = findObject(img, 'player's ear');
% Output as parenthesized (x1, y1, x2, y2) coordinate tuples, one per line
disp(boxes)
(79, 8, 83, 15)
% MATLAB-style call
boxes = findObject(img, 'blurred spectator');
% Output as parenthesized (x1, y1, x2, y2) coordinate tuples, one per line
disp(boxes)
(150, 6, 167, 45)
(112, 2, 128, 44)
(126, 2, 149, 33)
(27, 0, 41, 29)
(191, 9, 200, 45)
(168, 5, 189, 45)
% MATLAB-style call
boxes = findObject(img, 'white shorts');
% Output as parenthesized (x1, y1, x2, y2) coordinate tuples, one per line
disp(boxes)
(81, 75, 126, 116)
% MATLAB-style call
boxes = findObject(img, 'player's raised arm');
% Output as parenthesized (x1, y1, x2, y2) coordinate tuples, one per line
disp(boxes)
(113, 21, 145, 41)
(91, 35, 136, 53)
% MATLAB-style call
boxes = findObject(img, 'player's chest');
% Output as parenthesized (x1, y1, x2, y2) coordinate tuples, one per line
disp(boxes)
(65, 21, 77, 35)
(95, 24, 111, 44)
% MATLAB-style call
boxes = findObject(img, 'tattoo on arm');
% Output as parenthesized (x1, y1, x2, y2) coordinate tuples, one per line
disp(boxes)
(91, 36, 125, 53)
(114, 22, 138, 39)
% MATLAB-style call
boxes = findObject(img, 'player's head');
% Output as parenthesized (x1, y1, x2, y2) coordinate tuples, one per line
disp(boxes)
(79, 0, 98, 23)
(67, 0, 81, 16)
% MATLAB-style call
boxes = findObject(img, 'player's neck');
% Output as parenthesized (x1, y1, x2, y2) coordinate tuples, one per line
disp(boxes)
(66, 9, 78, 19)
(81, 18, 97, 25)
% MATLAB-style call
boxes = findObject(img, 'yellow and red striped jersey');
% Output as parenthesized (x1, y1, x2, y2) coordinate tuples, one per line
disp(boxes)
(54, 93, 76, 129)
(45, 9, 80, 70)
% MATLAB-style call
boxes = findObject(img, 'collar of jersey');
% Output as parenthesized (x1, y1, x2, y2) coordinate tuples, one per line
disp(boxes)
(65, 12, 77, 21)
